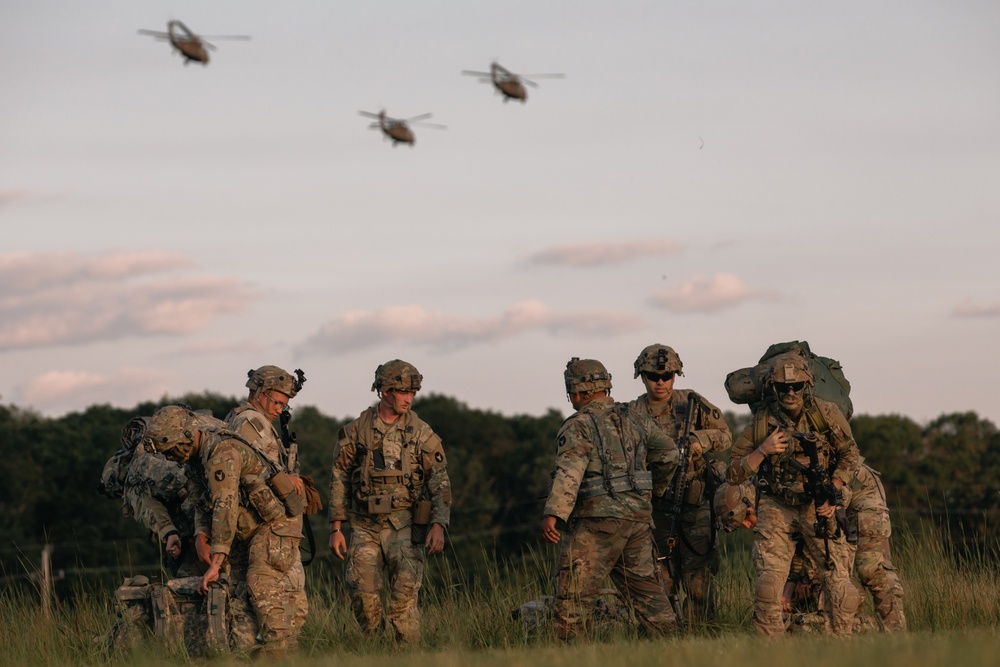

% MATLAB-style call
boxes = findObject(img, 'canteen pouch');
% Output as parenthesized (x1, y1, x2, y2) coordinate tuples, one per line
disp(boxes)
(268, 471, 304, 518)
(247, 478, 285, 524)
(410, 499, 432, 545)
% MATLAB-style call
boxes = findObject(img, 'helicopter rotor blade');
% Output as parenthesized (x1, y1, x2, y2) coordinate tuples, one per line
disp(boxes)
(521, 73, 566, 79)
(203, 40, 218, 51)
(358, 111, 384, 120)
(137, 29, 170, 39)
(410, 122, 447, 130)
(199, 35, 251, 41)
(401, 113, 434, 123)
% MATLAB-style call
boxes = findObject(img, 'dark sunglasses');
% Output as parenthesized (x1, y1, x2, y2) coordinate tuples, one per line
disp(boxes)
(774, 382, 806, 394)
(644, 371, 675, 383)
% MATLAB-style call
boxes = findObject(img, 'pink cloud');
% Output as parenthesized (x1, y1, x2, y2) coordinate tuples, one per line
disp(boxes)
(18, 367, 173, 414)
(952, 302, 1000, 318)
(300, 301, 644, 354)
(649, 273, 779, 313)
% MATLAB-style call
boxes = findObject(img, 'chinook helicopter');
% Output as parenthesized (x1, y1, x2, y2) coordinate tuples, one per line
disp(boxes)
(358, 110, 446, 147)
(138, 20, 249, 66)
(461, 61, 564, 103)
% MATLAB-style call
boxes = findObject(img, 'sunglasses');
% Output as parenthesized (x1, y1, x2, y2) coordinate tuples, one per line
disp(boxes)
(644, 371, 675, 383)
(774, 382, 806, 394)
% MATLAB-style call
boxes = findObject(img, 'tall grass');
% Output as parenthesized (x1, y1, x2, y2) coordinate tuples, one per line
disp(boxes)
(3, 523, 1000, 665)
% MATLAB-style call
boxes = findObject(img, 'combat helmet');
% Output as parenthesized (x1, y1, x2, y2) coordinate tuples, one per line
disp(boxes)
(767, 352, 814, 387)
(633, 344, 684, 379)
(372, 360, 423, 394)
(246, 365, 305, 399)
(564, 357, 612, 394)
(145, 405, 202, 463)
(714, 481, 756, 532)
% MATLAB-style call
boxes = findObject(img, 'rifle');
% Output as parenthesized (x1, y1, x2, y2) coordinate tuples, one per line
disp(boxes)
(787, 432, 843, 569)
(658, 393, 699, 625)
(278, 369, 316, 565)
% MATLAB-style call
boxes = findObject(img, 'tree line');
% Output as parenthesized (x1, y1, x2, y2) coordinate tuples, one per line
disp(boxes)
(2, 393, 998, 594)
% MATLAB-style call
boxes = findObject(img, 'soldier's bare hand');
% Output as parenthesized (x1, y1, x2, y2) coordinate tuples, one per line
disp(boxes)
(816, 501, 836, 519)
(165, 533, 182, 559)
(195, 533, 211, 565)
(199, 563, 220, 595)
(330, 530, 347, 560)
(541, 515, 561, 544)
(425, 523, 445, 555)
(760, 427, 788, 456)
(290, 474, 305, 496)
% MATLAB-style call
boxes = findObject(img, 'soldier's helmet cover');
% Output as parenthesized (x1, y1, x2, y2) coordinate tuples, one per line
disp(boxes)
(564, 357, 612, 394)
(767, 352, 814, 386)
(714, 481, 756, 532)
(145, 405, 201, 463)
(633, 344, 684, 378)
(372, 360, 422, 393)
(245, 365, 305, 398)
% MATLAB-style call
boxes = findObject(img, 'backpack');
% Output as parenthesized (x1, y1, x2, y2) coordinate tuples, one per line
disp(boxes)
(98, 416, 149, 500)
(724, 340, 853, 419)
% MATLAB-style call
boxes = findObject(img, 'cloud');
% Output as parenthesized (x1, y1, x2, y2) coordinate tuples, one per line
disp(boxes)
(299, 301, 644, 354)
(17, 367, 173, 414)
(649, 273, 779, 314)
(168, 337, 263, 356)
(952, 302, 1000, 318)
(0, 189, 31, 206)
(0, 251, 257, 351)
(524, 239, 682, 268)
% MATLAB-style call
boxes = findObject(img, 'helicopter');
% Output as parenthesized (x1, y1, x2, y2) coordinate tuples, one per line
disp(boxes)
(461, 61, 564, 103)
(138, 20, 249, 66)
(358, 110, 446, 147)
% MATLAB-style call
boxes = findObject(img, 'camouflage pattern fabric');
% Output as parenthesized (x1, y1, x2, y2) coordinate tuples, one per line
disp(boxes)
(631, 389, 731, 623)
(246, 516, 308, 655)
(848, 464, 906, 632)
(543, 396, 679, 640)
(553, 518, 676, 639)
(329, 407, 451, 643)
(345, 521, 425, 643)
(226, 402, 294, 472)
(728, 397, 861, 637)
(543, 397, 678, 522)
(752, 499, 859, 637)
(123, 445, 206, 578)
(194, 425, 307, 654)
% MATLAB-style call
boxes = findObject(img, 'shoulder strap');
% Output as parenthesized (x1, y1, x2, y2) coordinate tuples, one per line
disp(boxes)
(752, 407, 770, 446)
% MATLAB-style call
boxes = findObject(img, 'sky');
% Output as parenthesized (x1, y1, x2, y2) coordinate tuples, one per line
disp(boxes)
(3, 1, 999, 426)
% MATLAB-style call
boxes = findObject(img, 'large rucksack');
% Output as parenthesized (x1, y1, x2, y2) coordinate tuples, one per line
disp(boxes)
(724, 340, 853, 419)
(98, 416, 150, 500)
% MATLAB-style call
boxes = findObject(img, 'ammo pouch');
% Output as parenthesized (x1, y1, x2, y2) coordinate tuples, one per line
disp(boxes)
(246, 476, 285, 524)
(411, 500, 432, 545)
(367, 495, 392, 514)
(685, 479, 705, 505)
(836, 507, 856, 544)
(268, 471, 303, 518)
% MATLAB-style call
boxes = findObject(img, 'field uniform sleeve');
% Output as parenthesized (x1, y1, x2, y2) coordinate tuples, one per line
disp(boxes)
(328, 423, 357, 523)
(420, 430, 452, 527)
(727, 424, 758, 484)
(205, 441, 242, 557)
(691, 394, 732, 455)
(542, 418, 592, 522)
(640, 412, 679, 498)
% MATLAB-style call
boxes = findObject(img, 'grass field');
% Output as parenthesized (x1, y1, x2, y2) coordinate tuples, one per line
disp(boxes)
(2, 524, 999, 666)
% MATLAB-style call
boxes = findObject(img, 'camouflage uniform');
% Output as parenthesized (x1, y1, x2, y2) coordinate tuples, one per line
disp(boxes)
(223, 364, 309, 653)
(150, 407, 306, 657)
(544, 358, 680, 640)
(630, 387, 730, 623)
(124, 445, 208, 578)
(329, 396, 451, 643)
(847, 462, 906, 632)
(728, 355, 861, 637)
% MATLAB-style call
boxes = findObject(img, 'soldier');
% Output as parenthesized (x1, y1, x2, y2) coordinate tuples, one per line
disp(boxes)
(845, 462, 907, 632)
(328, 360, 452, 644)
(727, 353, 861, 637)
(716, 475, 902, 633)
(541, 357, 680, 640)
(629, 344, 732, 624)
(148, 405, 307, 658)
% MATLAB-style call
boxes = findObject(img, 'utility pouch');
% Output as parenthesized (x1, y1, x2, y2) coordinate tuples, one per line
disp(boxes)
(204, 577, 229, 654)
(236, 506, 262, 540)
(268, 471, 295, 499)
(413, 500, 432, 525)
(269, 472, 304, 518)
(410, 500, 432, 545)
(247, 478, 285, 523)
(368, 495, 392, 515)
(836, 508, 854, 543)
(685, 479, 705, 505)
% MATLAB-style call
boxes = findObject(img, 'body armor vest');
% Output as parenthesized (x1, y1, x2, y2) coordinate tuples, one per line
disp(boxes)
(350, 410, 425, 514)
(753, 403, 837, 506)
(577, 404, 653, 499)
